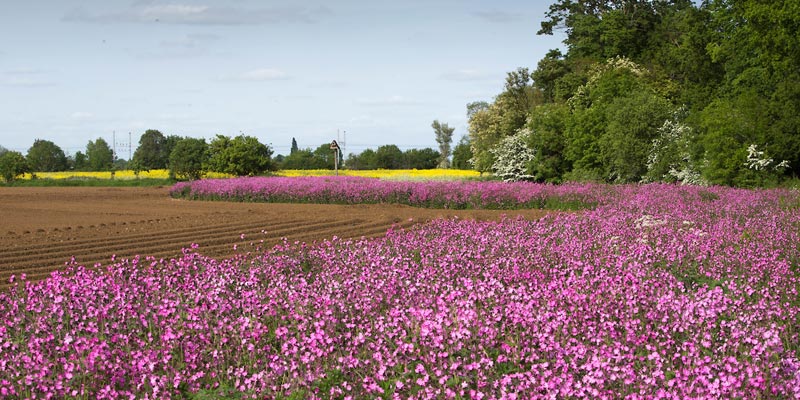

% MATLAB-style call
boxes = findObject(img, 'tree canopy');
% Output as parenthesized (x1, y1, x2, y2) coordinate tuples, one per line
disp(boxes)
(86, 138, 115, 172)
(0, 151, 29, 182)
(26, 139, 67, 172)
(169, 137, 208, 180)
(465, 0, 799, 186)
(205, 134, 274, 176)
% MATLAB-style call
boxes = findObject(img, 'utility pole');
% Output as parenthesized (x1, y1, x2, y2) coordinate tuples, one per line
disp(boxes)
(330, 140, 340, 175)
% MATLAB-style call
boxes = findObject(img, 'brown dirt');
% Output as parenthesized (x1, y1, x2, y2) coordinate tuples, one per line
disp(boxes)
(0, 186, 551, 287)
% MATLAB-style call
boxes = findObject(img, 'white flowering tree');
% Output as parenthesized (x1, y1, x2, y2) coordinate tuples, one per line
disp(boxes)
(745, 144, 790, 172)
(644, 110, 706, 185)
(490, 128, 536, 182)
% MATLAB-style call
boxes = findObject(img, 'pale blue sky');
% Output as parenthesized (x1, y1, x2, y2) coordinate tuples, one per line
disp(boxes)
(0, 0, 564, 158)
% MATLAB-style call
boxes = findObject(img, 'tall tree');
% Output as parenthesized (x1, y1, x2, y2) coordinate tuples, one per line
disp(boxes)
(431, 120, 454, 168)
(86, 138, 114, 171)
(132, 130, 168, 171)
(291, 138, 299, 155)
(205, 134, 274, 176)
(450, 136, 473, 170)
(26, 139, 68, 172)
(346, 149, 377, 170)
(73, 152, 88, 171)
(0, 151, 29, 182)
(169, 138, 208, 180)
(466, 101, 490, 119)
(374, 145, 404, 169)
(403, 148, 440, 169)
(697, 0, 800, 182)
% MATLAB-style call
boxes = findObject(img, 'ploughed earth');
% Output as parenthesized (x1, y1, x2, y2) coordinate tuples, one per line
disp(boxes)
(0, 186, 551, 288)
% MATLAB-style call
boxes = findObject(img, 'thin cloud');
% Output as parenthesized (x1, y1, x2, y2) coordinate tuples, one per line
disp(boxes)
(70, 112, 94, 120)
(4, 68, 49, 75)
(64, 3, 332, 25)
(355, 96, 423, 107)
(440, 69, 493, 81)
(144, 33, 221, 58)
(1, 70, 56, 87)
(160, 33, 220, 49)
(221, 68, 290, 82)
(473, 10, 522, 23)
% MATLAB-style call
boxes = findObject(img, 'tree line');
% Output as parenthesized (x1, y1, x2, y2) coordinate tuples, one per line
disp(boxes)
(0, 131, 274, 182)
(0, 124, 474, 181)
(465, 0, 799, 186)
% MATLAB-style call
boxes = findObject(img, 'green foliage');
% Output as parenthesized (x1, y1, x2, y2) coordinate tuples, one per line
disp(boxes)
(374, 145, 404, 169)
(280, 143, 342, 170)
(281, 149, 322, 169)
(644, 109, 704, 185)
(468, 68, 539, 173)
(456, 0, 796, 186)
(26, 139, 67, 172)
(450, 136, 473, 170)
(169, 137, 208, 180)
(205, 134, 274, 176)
(403, 148, 440, 169)
(600, 91, 673, 182)
(528, 103, 571, 183)
(467, 104, 502, 173)
(86, 138, 114, 171)
(72, 151, 88, 171)
(346, 149, 377, 170)
(312, 143, 343, 169)
(0, 151, 29, 182)
(132, 130, 170, 171)
(290, 137, 298, 155)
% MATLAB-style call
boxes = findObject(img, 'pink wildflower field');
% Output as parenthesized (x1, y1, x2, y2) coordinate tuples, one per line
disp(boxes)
(2, 180, 800, 399)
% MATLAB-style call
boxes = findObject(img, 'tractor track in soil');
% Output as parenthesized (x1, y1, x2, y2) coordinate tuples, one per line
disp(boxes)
(0, 186, 551, 288)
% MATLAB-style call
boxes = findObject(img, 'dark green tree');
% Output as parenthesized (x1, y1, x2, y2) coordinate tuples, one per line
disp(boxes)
(600, 91, 673, 182)
(26, 139, 68, 172)
(696, 0, 800, 182)
(312, 143, 343, 169)
(527, 103, 571, 183)
(163, 135, 182, 168)
(374, 145, 404, 169)
(403, 148, 440, 169)
(73, 152, 88, 171)
(131, 130, 169, 171)
(291, 138, 299, 155)
(169, 137, 208, 180)
(281, 149, 320, 169)
(451, 136, 473, 170)
(205, 134, 274, 176)
(86, 138, 114, 171)
(345, 149, 377, 170)
(0, 151, 29, 182)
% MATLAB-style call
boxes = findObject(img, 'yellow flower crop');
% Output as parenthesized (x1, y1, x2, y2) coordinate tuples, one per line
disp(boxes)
(21, 170, 233, 180)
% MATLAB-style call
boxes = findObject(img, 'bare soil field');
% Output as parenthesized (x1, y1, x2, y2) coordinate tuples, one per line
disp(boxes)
(0, 186, 551, 287)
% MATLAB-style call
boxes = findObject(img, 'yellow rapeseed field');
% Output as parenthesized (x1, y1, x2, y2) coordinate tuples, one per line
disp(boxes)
(21, 170, 232, 180)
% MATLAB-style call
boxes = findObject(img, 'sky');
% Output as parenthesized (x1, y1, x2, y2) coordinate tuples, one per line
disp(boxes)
(0, 0, 565, 158)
